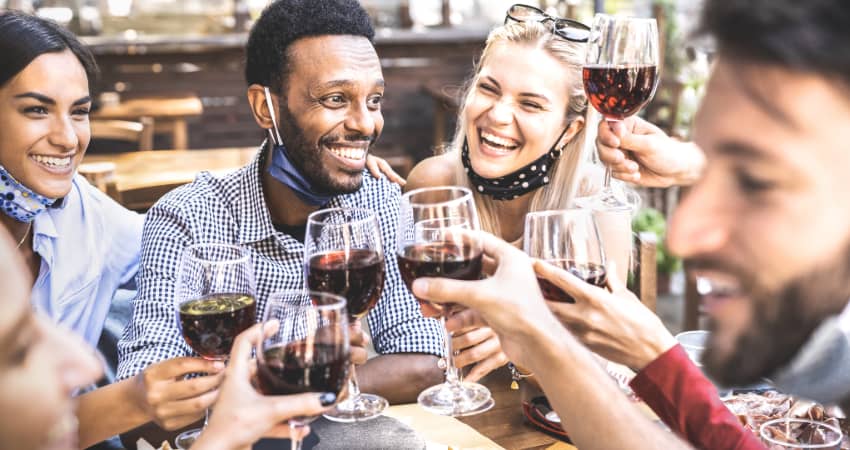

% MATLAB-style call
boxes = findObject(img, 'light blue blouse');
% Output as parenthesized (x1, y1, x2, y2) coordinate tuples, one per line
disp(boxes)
(28, 175, 143, 347)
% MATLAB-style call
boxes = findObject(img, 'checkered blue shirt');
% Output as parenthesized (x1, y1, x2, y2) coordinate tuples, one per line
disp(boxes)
(117, 147, 444, 380)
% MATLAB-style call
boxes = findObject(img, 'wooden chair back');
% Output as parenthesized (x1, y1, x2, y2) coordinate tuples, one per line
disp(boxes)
(78, 162, 122, 203)
(90, 118, 154, 151)
(633, 231, 658, 312)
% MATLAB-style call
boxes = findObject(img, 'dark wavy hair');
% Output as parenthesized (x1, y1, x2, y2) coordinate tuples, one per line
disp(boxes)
(0, 10, 98, 88)
(700, 0, 850, 86)
(245, 0, 374, 93)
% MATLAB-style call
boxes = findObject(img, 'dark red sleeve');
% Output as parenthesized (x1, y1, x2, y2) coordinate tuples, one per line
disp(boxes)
(629, 344, 764, 450)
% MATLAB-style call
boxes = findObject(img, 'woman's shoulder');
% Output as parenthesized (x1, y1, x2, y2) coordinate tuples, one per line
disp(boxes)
(404, 152, 458, 193)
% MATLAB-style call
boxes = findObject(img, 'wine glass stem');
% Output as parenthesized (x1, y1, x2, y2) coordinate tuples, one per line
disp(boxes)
(602, 117, 621, 189)
(289, 422, 306, 450)
(441, 315, 462, 385)
(347, 364, 362, 402)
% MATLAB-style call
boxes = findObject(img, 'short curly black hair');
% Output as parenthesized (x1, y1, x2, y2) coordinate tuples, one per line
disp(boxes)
(245, 0, 375, 93)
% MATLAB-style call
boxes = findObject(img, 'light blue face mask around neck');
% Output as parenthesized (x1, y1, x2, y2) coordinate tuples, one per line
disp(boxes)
(263, 87, 334, 207)
(0, 164, 58, 223)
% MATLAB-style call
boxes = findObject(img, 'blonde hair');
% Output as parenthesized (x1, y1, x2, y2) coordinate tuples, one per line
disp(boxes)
(447, 21, 590, 238)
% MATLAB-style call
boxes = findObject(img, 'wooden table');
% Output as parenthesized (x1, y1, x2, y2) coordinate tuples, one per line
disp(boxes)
(82, 147, 257, 210)
(457, 367, 561, 450)
(92, 96, 204, 149)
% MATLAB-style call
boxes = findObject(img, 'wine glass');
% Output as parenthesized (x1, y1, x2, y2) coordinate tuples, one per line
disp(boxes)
(396, 186, 492, 416)
(760, 418, 843, 449)
(583, 13, 659, 208)
(173, 243, 257, 449)
(256, 290, 350, 450)
(524, 209, 607, 303)
(303, 207, 388, 422)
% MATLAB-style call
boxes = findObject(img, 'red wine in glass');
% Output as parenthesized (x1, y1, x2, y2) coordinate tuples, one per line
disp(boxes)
(306, 249, 385, 319)
(583, 64, 658, 120)
(178, 293, 256, 359)
(397, 242, 483, 316)
(536, 260, 608, 303)
(257, 341, 350, 397)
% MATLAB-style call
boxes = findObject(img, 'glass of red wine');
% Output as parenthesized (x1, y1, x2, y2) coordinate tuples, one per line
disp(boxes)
(524, 209, 607, 303)
(173, 243, 257, 449)
(256, 290, 350, 450)
(583, 13, 659, 208)
(397, 186, 492, 416)
(303, 207, 387, 422)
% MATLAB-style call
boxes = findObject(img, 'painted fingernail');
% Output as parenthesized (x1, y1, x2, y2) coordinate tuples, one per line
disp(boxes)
(320, 392, 337, 406)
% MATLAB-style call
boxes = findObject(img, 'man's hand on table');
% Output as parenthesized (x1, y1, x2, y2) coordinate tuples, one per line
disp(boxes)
(534, 260, 677, 371)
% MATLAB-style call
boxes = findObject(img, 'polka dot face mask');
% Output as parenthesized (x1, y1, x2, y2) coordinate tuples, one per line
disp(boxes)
(460, 130, 566, 201)
(0, 164, 57, 223)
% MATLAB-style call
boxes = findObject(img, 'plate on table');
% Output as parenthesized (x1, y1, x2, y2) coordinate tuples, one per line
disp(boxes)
(722, 390, 849, 450)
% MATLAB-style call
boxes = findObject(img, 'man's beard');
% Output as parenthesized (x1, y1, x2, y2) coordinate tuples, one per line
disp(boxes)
(700, 240, 850, 387)
(277, 103, 376, 195)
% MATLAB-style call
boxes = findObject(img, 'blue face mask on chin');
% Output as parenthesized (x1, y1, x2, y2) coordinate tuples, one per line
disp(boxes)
(0, 164, 58, 223)
(263, 87, 334, 207)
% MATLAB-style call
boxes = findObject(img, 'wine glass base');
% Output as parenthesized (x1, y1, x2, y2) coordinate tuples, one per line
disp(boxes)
(174, 428, 202, 450)
(417, 381, 492, 417)
(322, 393, 388, 423)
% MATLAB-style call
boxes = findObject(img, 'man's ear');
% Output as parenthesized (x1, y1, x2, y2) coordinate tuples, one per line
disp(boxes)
(247, 84, 277, 130)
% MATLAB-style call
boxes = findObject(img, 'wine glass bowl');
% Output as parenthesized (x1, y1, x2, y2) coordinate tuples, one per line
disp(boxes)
(304, 207, 388, 423)
(583, 14, 659, 121)
(305, 208, 386, 321)
(397, 216, 483, 317)
(397, 186, 492, 416)
(256, 290, 350, 450)
(524, 209, 607, 303)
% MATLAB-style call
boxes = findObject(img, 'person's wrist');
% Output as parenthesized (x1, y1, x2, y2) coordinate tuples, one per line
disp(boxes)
(632, 330, 678, 371)
(191, 421, 248, 450)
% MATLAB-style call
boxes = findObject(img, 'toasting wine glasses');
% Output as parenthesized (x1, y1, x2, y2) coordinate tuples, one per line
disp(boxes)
(174, 243, 257, 449)
(584, 13, 659, 207)
(524, 209, 607, 303)
(304, 207, 387, 422)
(397, 186, 492, 416)
(256, 290, 350, 450)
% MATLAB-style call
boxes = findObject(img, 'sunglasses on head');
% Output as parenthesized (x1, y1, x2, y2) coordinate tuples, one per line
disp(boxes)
(504, 3, 590, 43)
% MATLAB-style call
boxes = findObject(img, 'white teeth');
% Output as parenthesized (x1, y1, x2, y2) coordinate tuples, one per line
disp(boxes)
(328, 147, 366, 160)
(480, 131, 519, 149)
(32, 155, 72, 167)
(696, 276, 741, 297)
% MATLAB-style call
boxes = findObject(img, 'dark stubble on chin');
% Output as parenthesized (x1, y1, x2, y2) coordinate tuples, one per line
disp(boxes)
(277, 103, 375, 195)
(701, 240, 850, 387)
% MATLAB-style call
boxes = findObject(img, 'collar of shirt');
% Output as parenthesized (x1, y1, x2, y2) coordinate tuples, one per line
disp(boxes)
(233, 144, 351, 247)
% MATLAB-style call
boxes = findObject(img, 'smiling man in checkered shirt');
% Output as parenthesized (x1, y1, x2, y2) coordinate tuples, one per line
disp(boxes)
(116, 0, 445, 436)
